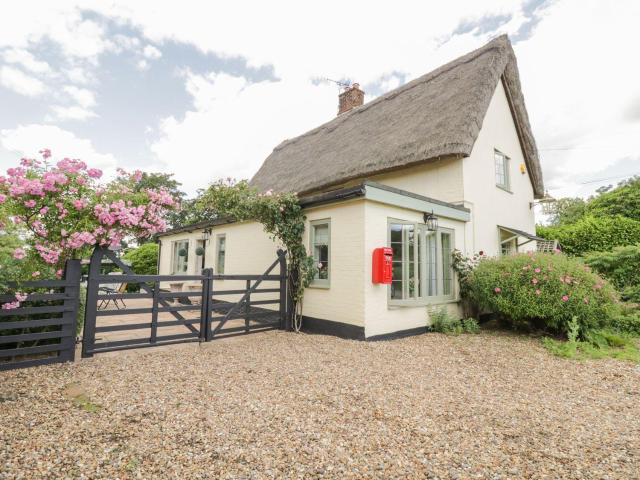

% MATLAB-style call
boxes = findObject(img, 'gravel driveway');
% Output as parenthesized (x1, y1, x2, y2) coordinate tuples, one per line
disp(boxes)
(1, 331, 639, 479)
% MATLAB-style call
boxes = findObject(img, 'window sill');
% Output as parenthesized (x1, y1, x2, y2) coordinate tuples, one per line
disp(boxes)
(309, 282, 330, 289)
(388, 297, 458, 308)
(496, 185, 513, 194)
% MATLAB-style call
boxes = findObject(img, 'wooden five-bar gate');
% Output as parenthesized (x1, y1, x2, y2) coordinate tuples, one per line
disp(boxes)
(0, 247, 289, 370)
(81, 247, 288, 357)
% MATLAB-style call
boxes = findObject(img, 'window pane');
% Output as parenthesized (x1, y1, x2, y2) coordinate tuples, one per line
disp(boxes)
(495, 150, 508, 188)
(442, 232, 452, 296)
(390, 223, 403, 298)
(312, 222, 330, 282)
(426, 233, 437, 296)
(217, 237, 226, 274)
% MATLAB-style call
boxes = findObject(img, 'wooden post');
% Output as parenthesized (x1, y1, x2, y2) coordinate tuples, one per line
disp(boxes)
(82, 247, 105, 358)
(277, 249, 287, 331)
(244, 279, 251, 333)
(200, 268, 213, 342)
(150, 280, 159, 344)
(59, 259, 82, 362)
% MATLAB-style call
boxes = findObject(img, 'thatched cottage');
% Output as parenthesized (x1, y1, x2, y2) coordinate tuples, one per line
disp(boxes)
(157, 35, 545, 340)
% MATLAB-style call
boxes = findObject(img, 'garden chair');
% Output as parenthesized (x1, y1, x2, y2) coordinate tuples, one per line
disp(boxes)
(98, 272, 128, 310)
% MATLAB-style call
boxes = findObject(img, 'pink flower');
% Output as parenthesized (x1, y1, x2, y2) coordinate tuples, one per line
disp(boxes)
(39, 207, 49, 215)
(87, 168, 102, 178)
(1, 301, 19, 310)
(39, 148, 51, 159)
(562, 295, 569, 302)
(0, 194, 6, 204)
(535, 289, 541, 295)
(24, 199, 37, 208)
(13, 248, 26, 260)
(583, 297, 589, 304)
(594, 283, 602, 290)
(265, 189, 273, 196)
(532, 278, 538, 285)
(534, 267, 541, 273)
(133, 170, 143, 182)
(76, 176, 87, 185)
(32, 271, 40, 277)
(494, 287, 502, 294)
(56, 269, 63, 278)
(14, 292, 28, 302)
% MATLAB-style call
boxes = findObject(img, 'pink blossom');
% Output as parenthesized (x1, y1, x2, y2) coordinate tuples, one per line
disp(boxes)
(562, 295, 569, 302)
(72, 199, 87, 210)
(39, 206, 49, 214)
(494, 287, 502, 294)
(0, 194, 6, 204)
(13, 248, 26, 260)
(20, 157, 33, 167)
(87, 168, 102, 178)
(24, 199, 37, 208)
(535, 289, 541, 295)
(133, 170, 143, 182)
(1, 301, 19, 310)
(534, 267, 541, 273)
(532, 278, 538, 285)
(76, 176, 87, 185)
(56, 269, 63, 278)
(39, 148, 51, 159)
(14, 292, 28, 302)
(594, 283, 602, 290)
(32, 271, 41, 277)
(583, 297, 589, 304)
(265, 189, 273, 196)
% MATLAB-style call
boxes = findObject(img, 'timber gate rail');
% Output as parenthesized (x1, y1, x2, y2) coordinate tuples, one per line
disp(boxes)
(82, 247, 288, 357)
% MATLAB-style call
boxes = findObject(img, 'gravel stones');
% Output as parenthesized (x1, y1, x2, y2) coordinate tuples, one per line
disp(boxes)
(1, 331, 638, 478)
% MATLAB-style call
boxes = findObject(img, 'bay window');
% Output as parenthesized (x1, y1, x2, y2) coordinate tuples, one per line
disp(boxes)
(388, 220, 455, 304)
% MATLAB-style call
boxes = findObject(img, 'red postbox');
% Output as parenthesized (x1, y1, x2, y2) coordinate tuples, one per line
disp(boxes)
(372, 247, 393, 284)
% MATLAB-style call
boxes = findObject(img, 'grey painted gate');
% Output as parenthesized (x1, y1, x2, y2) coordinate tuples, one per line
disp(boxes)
(82, 247, 287, 357)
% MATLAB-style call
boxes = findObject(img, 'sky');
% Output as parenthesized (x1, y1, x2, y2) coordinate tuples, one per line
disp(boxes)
(0, 0, 638, 201)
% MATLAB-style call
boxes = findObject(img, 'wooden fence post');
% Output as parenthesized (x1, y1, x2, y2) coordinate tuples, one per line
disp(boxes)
(82, 247, 105, 358)
(200, 268, 213, 342)
(59, 259, 82, 362)
(277, 249, 287, 331)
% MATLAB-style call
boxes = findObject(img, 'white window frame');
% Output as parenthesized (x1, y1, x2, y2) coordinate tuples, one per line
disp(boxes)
(309, 219, 331, 288)
(171, 239, 190, 274)
(215, 234, 226, 274)
(387, 218, 456, 306)
(495, 149, 511, 191)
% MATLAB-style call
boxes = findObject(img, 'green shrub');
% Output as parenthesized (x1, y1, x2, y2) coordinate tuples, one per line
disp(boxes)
(536, 215, 640, 256)
(430, 308, 462, 334)
(467, 252, 618, 335)
(585, 245, 640, 302)
(461, 318, 480, 334)
(542, 330, 640, 362)
(123, 243, 159, 275)
(608, 312, 640, 336)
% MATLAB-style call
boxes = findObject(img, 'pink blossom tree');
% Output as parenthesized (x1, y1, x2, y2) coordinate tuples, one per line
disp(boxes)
(0, 150, 178, 308)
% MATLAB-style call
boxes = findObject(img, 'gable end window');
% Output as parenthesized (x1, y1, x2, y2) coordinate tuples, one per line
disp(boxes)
(495, 149, 510, 191)
(310, 219, 330, 287)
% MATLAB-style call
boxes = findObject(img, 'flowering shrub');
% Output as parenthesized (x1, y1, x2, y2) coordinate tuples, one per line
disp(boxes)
(0, 150, 177, 309)
(467, 252, 619, 335)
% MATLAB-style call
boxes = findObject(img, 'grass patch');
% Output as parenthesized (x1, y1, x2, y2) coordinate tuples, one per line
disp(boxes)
(73, 393, 102, 413)
(542, 330, 640, 363)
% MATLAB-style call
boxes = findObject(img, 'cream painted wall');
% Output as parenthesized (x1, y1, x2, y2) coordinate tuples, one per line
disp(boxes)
(302, 199, 365, 327)
(363, 200, 465, 338)
(462, 81, 537, 256)
(368, 157, 464, 204)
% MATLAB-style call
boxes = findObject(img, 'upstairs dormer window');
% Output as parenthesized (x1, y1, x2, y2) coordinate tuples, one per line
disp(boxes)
(495, 149, 510, 191)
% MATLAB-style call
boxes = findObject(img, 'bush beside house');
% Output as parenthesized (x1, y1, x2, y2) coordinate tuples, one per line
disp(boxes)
(585, 245, 640, 302)
(466, 252, 618, 335)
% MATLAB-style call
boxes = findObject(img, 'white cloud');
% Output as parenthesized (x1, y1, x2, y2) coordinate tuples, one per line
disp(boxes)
(0, 124, 117, 174)
(49, 105, 97, 121)
(151, 72, 336, 194)
(63, 85, 96, 109)
(2, 48, 51, 74)
(143, 44, 162, 60)
(0, 66, 46, 97)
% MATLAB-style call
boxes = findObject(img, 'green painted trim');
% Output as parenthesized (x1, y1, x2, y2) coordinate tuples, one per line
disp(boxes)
(364, 184, 470, 221)
(309, 218, 331, 288)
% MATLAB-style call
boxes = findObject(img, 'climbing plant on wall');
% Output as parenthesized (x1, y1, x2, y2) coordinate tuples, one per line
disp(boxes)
(196, 179, 316, 331)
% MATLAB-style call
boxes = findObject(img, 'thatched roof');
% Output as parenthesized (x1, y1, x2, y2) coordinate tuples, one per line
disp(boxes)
(250, 35, 544, 198)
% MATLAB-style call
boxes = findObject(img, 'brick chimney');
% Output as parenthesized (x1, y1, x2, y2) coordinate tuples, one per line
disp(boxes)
(338, 83, 364, 115)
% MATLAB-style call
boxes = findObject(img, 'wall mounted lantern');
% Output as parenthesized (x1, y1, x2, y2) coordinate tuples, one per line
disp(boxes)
(423, 211, 438, 231)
